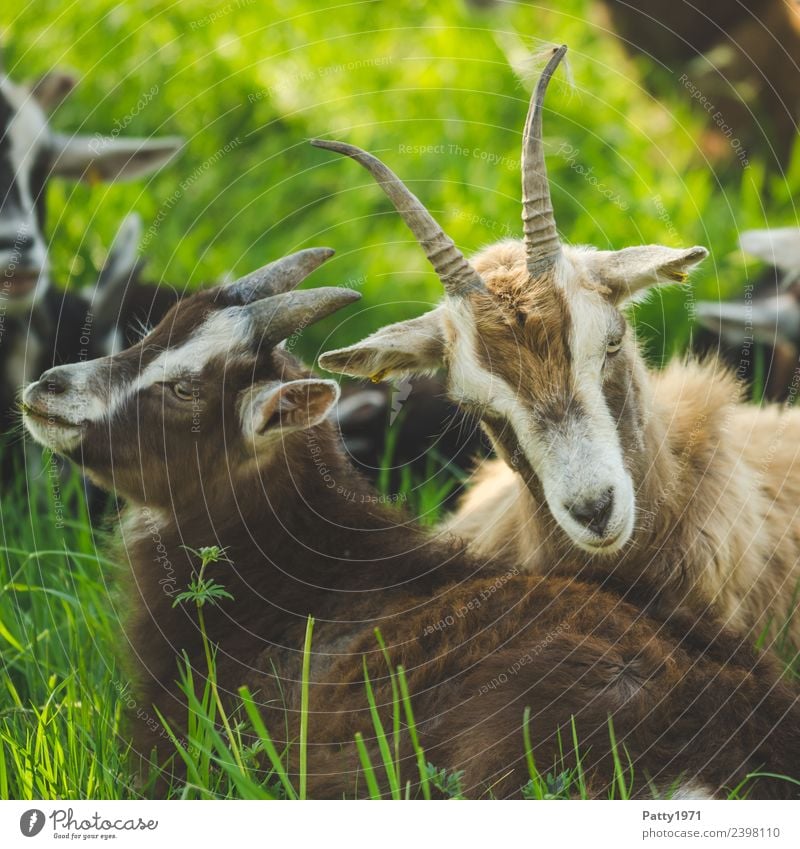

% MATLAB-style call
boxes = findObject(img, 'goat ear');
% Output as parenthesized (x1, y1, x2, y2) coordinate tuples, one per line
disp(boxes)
(84, 214, 146, 335)
(318, 307, 445, 380)
(244, 379, 340, 439)
(581, 245, 708, 303)
(740, 228, 800, 272)
(47, 135, 184, 182)
(30, 70, 77, 112)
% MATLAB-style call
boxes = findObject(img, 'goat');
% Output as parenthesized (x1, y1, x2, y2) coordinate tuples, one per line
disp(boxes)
(1, 214, 179, 481)
(314, 46, 800, 645)
(22, 247, 800, 799)
(0, 63, 181, 464)
(695, 228, 800, 402)
(0, 62, 467, 489)
(80, 212, 181, 354)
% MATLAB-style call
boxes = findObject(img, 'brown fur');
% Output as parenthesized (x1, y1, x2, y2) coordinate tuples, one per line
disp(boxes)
(444, 241, 800, 643)
(25, 282, 800, 799)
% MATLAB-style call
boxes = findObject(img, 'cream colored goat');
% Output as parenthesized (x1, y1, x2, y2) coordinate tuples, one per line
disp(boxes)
(315, 46, 800, 643)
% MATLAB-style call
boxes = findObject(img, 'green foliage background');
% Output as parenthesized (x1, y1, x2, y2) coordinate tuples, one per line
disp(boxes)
(2, 0, 800, 800)
(5, 0, 799, 365)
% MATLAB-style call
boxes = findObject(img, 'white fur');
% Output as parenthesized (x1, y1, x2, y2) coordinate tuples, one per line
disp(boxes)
(669, 782, 717, 800)
(137, 308, 247, 391)
(445, 285, 635, 553)
(22, 308, 250, 451)
(0, 75, 51, 310)
(552, 258, 636, 551)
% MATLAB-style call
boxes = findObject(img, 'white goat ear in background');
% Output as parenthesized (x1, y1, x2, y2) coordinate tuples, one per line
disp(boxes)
(740, 228, 800, 276)
(82, 213, 146, 333)
(243, 379, 340, 440)
(581, 245, 708, 303)
(318, 307, 446, 381)
(47, 134, 184, 182)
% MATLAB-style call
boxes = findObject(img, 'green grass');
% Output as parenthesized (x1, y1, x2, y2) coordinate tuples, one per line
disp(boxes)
(2, 0, 800, 801)
(2, 451, 798, 800)
(4, 0, 800, 364)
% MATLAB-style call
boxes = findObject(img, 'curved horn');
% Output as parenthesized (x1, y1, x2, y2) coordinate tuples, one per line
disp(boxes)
(310, 139, 485, 296)
(225, 247, 335, 304)
(522, 45, 567, 273)
(246, 286, 361, 345)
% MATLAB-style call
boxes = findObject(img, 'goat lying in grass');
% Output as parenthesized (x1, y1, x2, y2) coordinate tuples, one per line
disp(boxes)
(315, 47, 800, 646)
(22, 247, 800, 799)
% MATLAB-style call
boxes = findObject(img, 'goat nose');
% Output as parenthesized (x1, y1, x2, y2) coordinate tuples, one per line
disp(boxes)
(567, 487, 615, 537)
(38, 368, 69, 395)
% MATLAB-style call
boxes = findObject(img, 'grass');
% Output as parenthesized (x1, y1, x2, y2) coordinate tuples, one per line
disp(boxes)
(4, 0, 800, 364)
(2, 446, 798, 800)
(2, 0, 800, 801)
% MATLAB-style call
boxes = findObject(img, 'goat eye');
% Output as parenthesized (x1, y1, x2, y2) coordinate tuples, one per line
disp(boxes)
(171, 381, 195, 401)
(606, 338, 623, 355)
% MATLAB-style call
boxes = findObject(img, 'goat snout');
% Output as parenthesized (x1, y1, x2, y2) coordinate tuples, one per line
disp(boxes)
(36, 367, 70, 396)
(566, 487, 614, 537)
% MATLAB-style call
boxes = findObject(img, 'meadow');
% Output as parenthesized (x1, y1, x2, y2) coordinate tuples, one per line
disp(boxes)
(1, 0, 799, 799)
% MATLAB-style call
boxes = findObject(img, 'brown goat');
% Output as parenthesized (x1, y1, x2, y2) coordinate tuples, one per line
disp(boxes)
(315, 47, 800, 647)
(22, 248, 800, 799)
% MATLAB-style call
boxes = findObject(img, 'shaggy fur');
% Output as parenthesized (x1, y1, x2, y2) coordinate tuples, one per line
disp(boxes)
(443, 240, 800, 642)
(22, 278, 800, 799)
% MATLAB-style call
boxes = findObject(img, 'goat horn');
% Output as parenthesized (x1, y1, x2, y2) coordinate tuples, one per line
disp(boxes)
(246, 286, 361, 345)
(310, 139, 485, 297)
(225, 247, 336, 304)
(522, 45, 567, 273)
